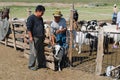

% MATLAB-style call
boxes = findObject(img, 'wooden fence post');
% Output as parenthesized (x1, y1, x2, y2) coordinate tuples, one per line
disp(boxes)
(11, 23, 16, 50)
(95, 29, 104, 75)
(27, 8, 32, 17)
(5, 37, 8, 46)
(69, 4, 74, 66)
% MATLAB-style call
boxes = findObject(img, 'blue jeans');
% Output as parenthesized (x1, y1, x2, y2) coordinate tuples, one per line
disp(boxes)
(56, 33, 68, 49)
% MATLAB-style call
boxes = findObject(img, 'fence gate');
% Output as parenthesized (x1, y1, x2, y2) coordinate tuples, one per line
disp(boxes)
(69, 29, 120, 79)
(102, 32, 120, 80)
(69, 30, 99, 74)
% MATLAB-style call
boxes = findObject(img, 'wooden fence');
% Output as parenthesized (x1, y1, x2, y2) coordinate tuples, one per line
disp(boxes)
(0, 19, 57, 70)
(0, 6, 120, 78)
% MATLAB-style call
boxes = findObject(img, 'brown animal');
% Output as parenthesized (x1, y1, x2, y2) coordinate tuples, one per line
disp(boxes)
(0, 7, 10, 20)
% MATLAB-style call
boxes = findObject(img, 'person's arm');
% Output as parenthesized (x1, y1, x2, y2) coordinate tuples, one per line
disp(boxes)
(56, 18, 67, 34)
(56, 28, 66, 34)
(26, 16, 34, 42)
(116, 13, 119, 30)
(50, 23, 56, 46)
(116, 23, 119, 30)
(60, 28, 67, 33)
(27, 31, 33, 42)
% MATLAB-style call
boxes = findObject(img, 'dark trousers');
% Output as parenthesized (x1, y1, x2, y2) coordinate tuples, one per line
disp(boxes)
(28, 36, 46, 68)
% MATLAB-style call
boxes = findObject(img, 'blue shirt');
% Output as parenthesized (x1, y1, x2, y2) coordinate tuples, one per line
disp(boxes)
(50, 18, 66, 35)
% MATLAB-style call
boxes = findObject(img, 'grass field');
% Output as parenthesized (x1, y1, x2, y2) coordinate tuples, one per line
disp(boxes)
(0, 0, 118, 4)
(7, 5, 113, 21)
(0, 0, 118, 21)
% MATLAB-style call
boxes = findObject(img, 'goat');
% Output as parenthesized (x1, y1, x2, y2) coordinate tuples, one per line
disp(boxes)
(106, 66, 120, 79)
(53, 44, 65, 71)
(86, 32, 109, 55)
(74, 31, 89, 54)
(86, 33, 98, 56)
(87, 20, 98, 30)
(44, 24, 51, 38)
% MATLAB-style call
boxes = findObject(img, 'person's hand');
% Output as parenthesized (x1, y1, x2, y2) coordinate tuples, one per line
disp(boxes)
(56, 30, 62, 34)
(29, 37, 33, 42)
(116, 27, 118, 30)
(116, 24, 119, 30)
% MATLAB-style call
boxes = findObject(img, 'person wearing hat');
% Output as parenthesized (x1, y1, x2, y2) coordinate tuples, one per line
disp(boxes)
(50, 10, 67, 48)
(112, 4, 118, 24)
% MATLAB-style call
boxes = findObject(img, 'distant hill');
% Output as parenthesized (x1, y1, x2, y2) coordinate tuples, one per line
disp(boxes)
(0, 0, 118, 4)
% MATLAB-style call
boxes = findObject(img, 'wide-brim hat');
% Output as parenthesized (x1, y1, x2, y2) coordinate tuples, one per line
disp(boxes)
(114, 4, 116, 7)
(53, 10, 63, 17)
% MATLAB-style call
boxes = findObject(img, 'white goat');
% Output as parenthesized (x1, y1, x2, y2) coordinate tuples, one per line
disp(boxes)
(102, 24, 120, 46)
(44, 24, 51, 38)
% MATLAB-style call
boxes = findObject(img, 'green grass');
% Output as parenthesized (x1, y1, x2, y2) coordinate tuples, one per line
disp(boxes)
(0, 5, 115, 21)
(0, 0, 118, 4)
(0, 0, 118, 21)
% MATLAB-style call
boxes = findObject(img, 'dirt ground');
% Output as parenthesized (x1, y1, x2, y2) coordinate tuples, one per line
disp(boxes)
(0, 44, 111, 80)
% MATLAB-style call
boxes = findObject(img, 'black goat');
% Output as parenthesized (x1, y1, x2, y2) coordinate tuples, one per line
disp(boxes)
(86, 33, 109, 56)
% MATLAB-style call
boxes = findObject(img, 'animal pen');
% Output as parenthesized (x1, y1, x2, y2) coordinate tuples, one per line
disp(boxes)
(0, 6, 120, 80)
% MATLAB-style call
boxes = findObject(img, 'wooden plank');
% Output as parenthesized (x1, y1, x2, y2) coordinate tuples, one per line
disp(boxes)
(8, 34, 13, 38)
(0, 40, 15, 47)
(0, 38, 25, 49)
(95, 29, 104, 75)
(7, 38, 24, 46)
(11, 24, 17, 50)
(1, 37, 52, 51)
(44, 52, 53, 56)
(9, 33, 25, 39)
(45, 54, 54, 62)
(5, 37, 8, 46)
(44, 39, 50, 44)
(46, 61, 55, 70)
(14, 27, 25, 31)
(68, 4, 74, 66)
(16, 44, 24, 49)
(10, 20, 26, 24)
(15, 34, 25, 39)
(44, 46, 53, 52)
(110, 65, 120, 72)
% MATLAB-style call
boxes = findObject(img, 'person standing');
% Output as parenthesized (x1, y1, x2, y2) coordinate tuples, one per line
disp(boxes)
(50, 10, 68, 68)
(112, 4, 118, 24)
(26, 5, 46, 70)
(113, 8, 120, 48)
(50, 10, 67, 48)
(73, 9, 79, 30)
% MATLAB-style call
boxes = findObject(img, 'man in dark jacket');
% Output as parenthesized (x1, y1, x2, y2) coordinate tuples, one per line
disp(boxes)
(26, 5, 46, 71)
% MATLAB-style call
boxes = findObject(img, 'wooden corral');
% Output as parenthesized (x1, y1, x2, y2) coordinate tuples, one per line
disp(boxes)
(0, 20, 26, 49)
(0, 19, 57, 70)
(0, 7, 120, 80)
(0, 7, 106, 74)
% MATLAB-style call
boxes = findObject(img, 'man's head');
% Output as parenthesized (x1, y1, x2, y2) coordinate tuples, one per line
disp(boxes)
(35, 5, 45, 18)
(114, 4, 117, 7)
(53, 10, 62, 22)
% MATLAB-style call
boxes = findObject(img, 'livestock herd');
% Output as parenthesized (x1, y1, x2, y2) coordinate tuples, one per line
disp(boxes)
(72, 20, 120, 55)
(11, 18, 120, 71)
